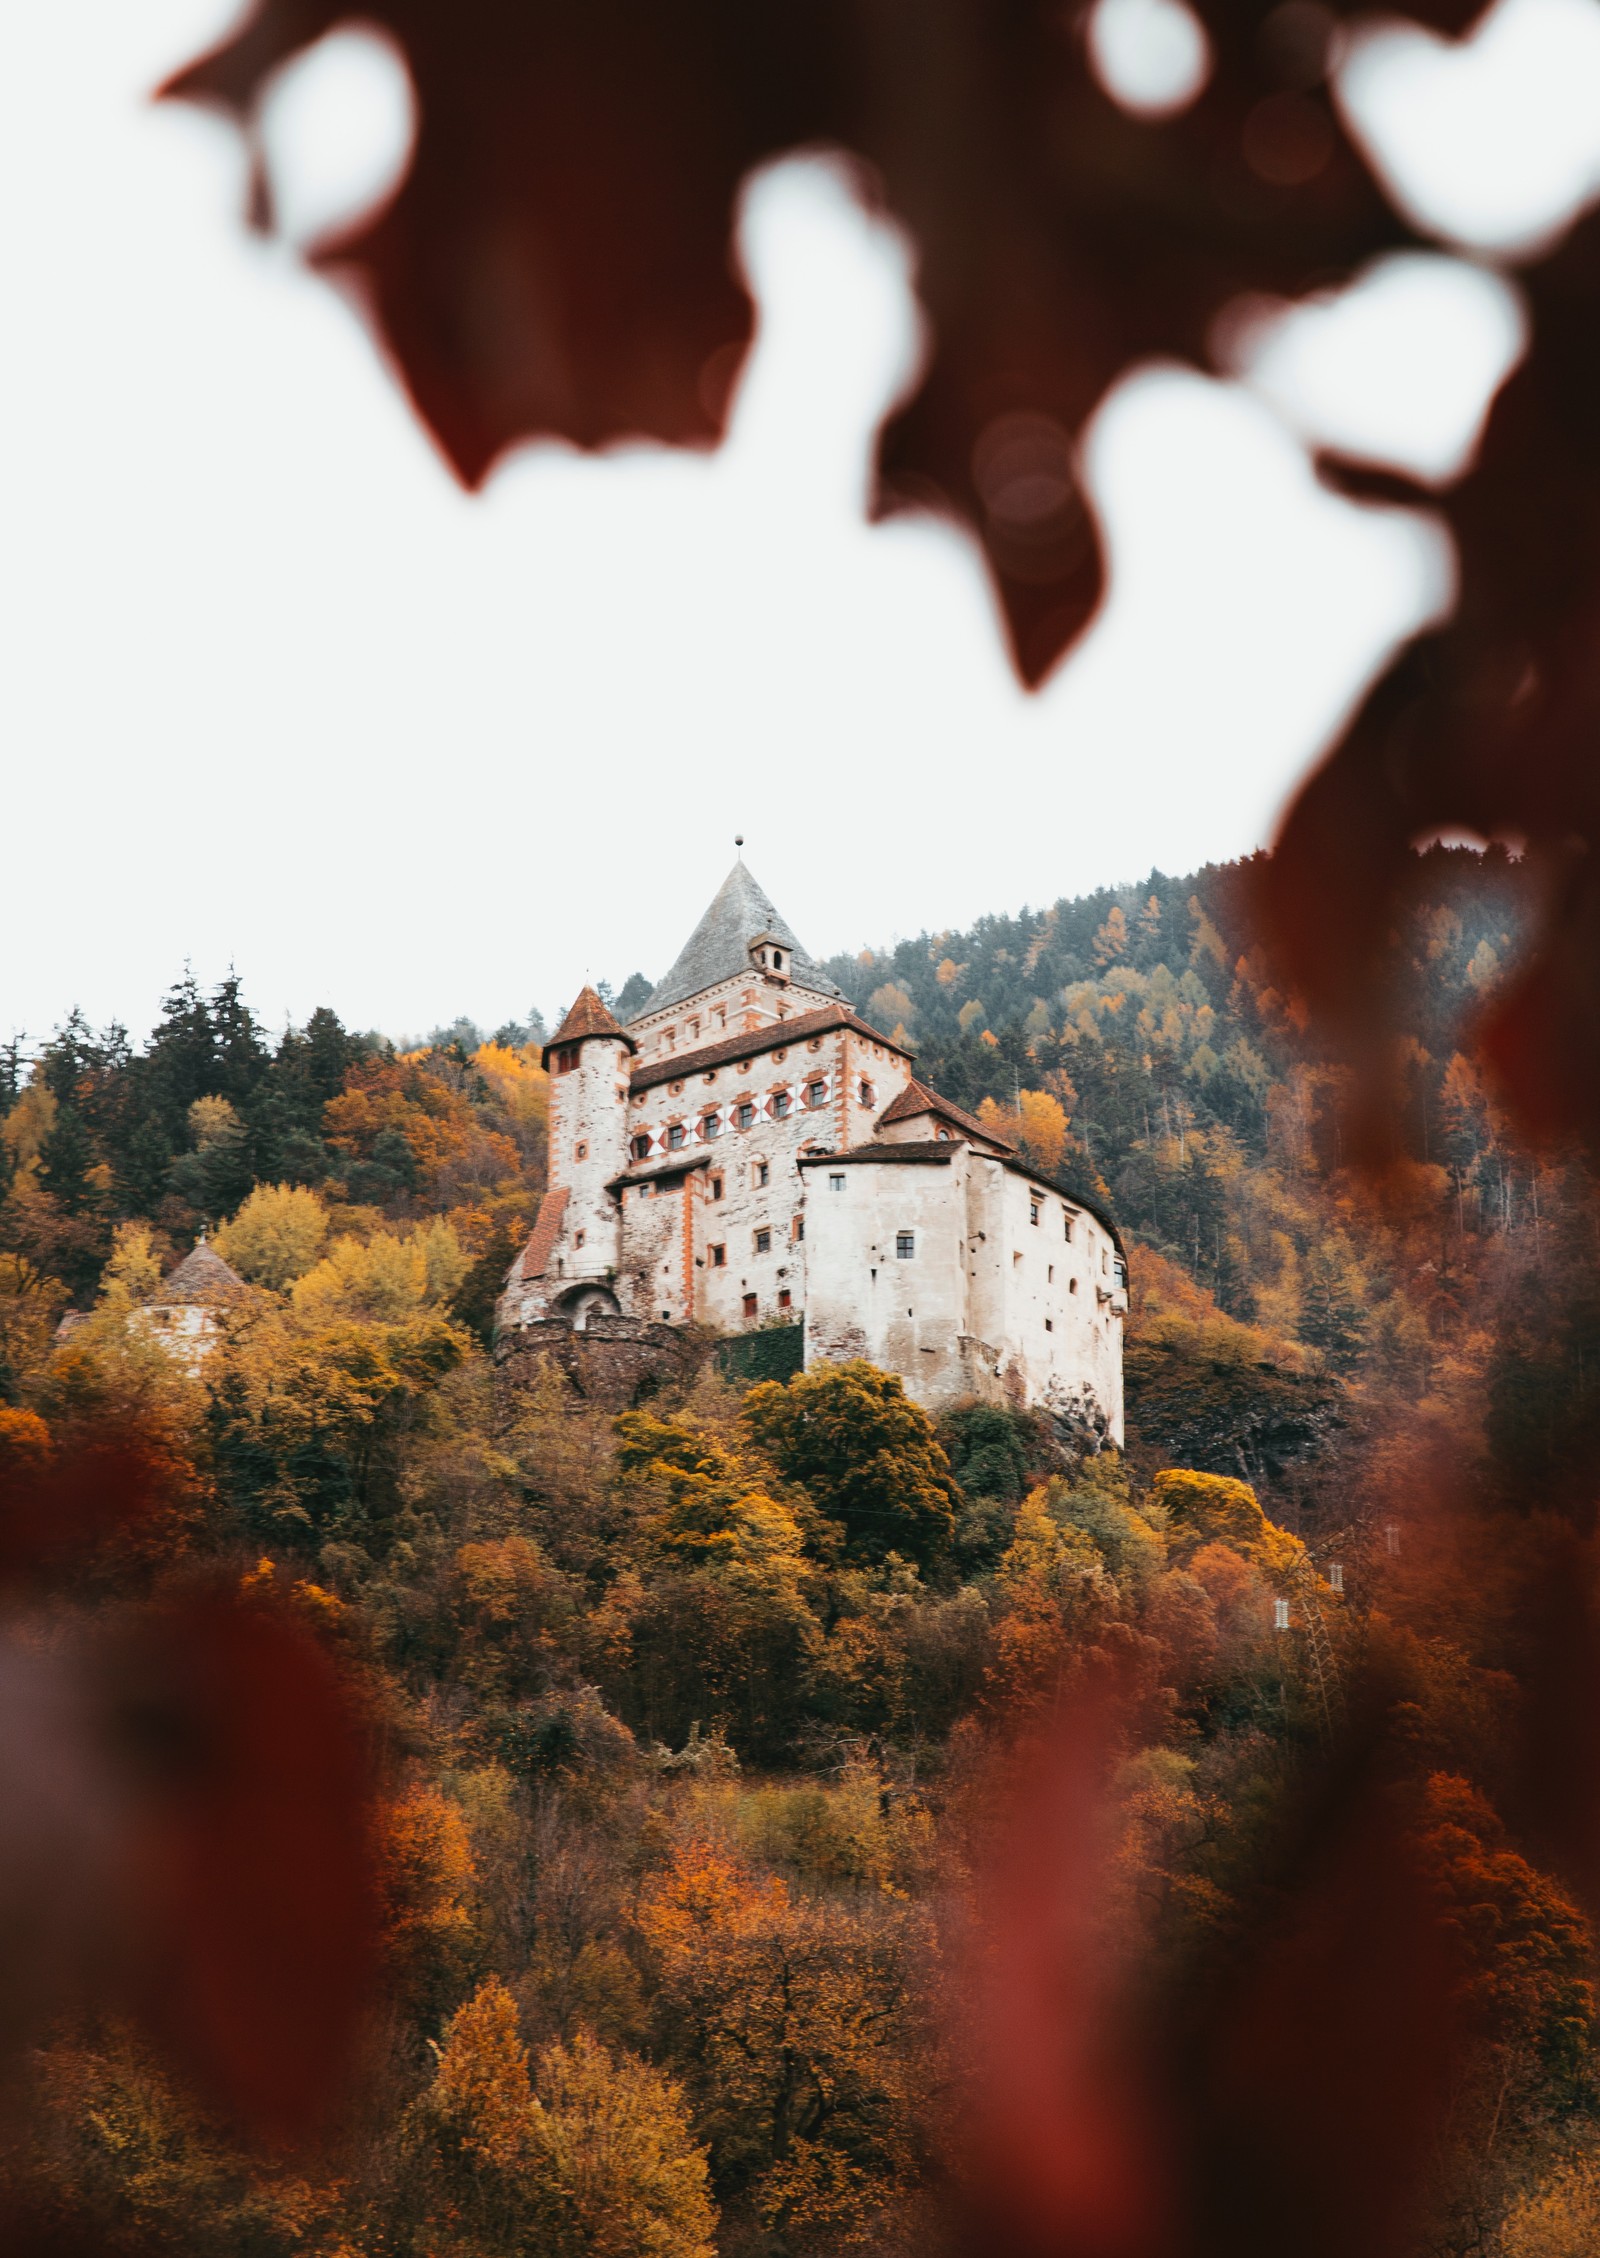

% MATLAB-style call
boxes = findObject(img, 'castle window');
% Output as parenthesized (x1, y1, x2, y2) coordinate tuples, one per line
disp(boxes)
(701, 1112, 721, 1140)
(667, 1124, 685, 1150)
(1045, 1317, 1054, 1332)
(1030, 1198, 1040, 1225)
(669, 1079, 684, 1095)
(663, 1028, 675, 1051)
(896, 1232, 915, 1260)
(778, 1288, 792, 1308)
(756, 1161, 770, 1188)
(859, 1079, 875, 1106)
(773, 1048, 788, 1063)
(743, 1292, 759, 1320)
(755, 1228, 772, 1254)
(688, 1018, 700, 1039)
(574, 1230, 586, 1248)
(554, 1045, 579, 1075)
(636, 1181, 652, 1198)
(829, 1172, 845, 1192)
(1115, 1256, 1128, 1289)
(808, 1037, 822, 1052)
(1063, 1214, 1074, 1241)
(711, 1176, 724, 1200)
(1048, 1264, 1055, 1284)
(632, 1134, 651, 1161)
(710, 1244, 726, 1266)
(773, 950, 785, 971)
(805, 1079, 827, 1109)
(576, 1141, 589, 1161)
(772, 1090, 791, 1119)
(937, 1127, 951, 1140)
(1070, 1277, 1079, 1293)
(735, 1102, 755, 1129)
(792, 1215, 804, 1241)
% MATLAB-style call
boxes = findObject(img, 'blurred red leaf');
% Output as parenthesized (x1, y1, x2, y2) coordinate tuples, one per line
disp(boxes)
(114, 1587, 378, 2145)
(161, 0, 1474, 686)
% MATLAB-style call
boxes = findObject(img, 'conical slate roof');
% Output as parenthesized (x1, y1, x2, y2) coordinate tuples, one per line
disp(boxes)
(542, 985, 633, 1067)
(637, 862, 843, 1021)
(156, 1239, 252, 1308)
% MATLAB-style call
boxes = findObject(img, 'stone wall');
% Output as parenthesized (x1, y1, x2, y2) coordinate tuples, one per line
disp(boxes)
(494, 1314, 709, 1407)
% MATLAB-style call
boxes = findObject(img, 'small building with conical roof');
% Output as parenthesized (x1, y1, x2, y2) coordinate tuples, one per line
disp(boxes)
(142, 1235, 252, 1370)
(498, 860, 1124, 1437)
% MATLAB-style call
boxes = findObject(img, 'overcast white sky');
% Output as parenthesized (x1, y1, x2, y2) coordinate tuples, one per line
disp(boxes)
(4, 0, 1600, 1044)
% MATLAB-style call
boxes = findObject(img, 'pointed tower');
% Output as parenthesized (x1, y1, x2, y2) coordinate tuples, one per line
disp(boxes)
(529, 986, 635, 1315)
(627, 859, 843, 1057)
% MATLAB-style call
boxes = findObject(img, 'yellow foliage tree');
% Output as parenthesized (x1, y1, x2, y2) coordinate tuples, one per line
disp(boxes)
(1501, 2155, 1600, 2258)
(1016, 1088, 1069, 1174)
(102, 1220, 164, 1305)
(416, 1977, 716, 2258)
(214, 1182, 329, 1291)
(1151, 1468, 1309, 1586)
(291, 1220, 467, 1324)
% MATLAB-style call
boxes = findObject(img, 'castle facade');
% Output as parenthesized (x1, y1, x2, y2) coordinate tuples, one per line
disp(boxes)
(497, 861, 1125, 1439)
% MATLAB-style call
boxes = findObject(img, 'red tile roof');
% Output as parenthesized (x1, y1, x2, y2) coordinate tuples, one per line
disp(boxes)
(542, 987, 634, 1067)
(629, 1004, 912, 1095)
(876, 1077, 1016, 1150)
(517, 1186, 569, 1280)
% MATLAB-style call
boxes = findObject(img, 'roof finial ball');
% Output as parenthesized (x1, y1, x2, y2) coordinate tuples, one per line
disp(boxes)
(735, 835, 744, 857)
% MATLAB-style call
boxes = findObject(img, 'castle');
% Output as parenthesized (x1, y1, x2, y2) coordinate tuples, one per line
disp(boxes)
(496, 859, 1126, 1439)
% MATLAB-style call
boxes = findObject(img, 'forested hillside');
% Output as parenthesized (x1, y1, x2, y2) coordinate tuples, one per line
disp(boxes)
(4, 850, 1600, 2257)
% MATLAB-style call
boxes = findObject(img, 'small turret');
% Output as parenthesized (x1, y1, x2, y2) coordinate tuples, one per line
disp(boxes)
(539, 986, 635, 1314)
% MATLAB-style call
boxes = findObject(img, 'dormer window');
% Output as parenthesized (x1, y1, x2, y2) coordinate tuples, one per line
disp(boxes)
(773, 950, 785, 971)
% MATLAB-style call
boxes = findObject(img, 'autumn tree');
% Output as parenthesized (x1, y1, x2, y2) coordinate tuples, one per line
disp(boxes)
(410, 1976, 716, 2258)
(637, 1839, 927, 2248)
(742, 1361, 958, 1569)
(213, 1181, 329, 1291)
